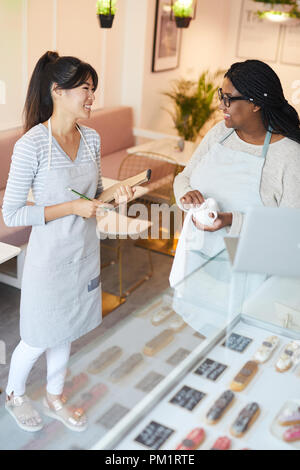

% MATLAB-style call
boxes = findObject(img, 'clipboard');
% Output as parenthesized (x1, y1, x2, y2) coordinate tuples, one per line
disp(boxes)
(99, 169, 152, 203)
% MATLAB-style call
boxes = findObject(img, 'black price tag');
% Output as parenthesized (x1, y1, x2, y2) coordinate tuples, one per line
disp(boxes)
(194, 358, 228, 381)
(169, 385, 206, 411)
(222, 333, 253, 353)
(134, 421, 175, 450)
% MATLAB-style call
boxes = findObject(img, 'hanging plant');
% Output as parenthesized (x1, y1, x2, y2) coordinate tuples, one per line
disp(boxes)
(172, 0, 193, 28)
(96, 0, 117, 29)
(253, 0, 300, 25)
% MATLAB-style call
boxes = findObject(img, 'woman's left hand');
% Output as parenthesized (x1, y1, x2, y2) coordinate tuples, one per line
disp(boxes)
(113, 185, 136, 204)
(192, 212, 233, 232)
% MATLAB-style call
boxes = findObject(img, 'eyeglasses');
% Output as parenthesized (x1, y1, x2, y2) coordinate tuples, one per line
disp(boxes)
(218, 88, 251, 108)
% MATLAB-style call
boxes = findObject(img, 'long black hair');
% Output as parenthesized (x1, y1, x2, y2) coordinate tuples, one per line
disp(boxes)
(24, 51, 98, 133)
(225, 60, 300, 144)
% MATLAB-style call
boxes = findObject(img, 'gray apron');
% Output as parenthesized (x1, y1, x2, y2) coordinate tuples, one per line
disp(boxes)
(20, 119, 102, 348)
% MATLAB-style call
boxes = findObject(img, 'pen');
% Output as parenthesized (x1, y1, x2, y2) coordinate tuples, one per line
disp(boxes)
(66, 187, 114, 212)
(67, 187, 91, 200)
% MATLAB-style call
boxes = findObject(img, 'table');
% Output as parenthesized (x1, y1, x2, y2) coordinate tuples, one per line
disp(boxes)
(127, 138, 197, 167)
(0, 242, 21, 265)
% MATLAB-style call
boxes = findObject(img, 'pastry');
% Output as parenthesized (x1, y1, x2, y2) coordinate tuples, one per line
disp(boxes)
(253, 336, 279, 363)
(206, 390, 235, 424)
(211, 437, 231, 450)
(87, 346, 122, 374)
(169, 316, 187, 332)
(176, 428, 205, 450)
(230, 361, 258, 392)
(275, 341, 300, 372)
(143, 329, 174, 356)
(230, 402, 260, 437)
(110, 353, 144, 382)
(283, 425, 300, 442)
(278, 405, 300, 426)
(151, 306, 174, 326)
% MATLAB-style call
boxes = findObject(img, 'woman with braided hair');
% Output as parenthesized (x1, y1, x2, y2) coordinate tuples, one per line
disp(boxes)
(170, 59, 300, 286)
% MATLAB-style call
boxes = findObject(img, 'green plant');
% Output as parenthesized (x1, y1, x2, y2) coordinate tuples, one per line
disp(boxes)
(163, 71, 223, 142)
(96, 0, 117, 15)
(172, 0, 193, 18)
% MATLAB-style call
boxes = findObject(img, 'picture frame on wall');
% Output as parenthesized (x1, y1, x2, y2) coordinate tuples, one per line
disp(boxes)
(152, 0, 182, 73)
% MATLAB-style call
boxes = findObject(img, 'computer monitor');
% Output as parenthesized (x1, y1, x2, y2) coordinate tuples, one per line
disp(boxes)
(224, 207, 300, 278)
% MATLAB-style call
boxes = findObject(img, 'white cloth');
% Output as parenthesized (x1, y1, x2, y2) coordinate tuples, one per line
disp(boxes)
(169, 198, 220, 287)
(170, 128, 272, 288)
(6, 340, 71, 396)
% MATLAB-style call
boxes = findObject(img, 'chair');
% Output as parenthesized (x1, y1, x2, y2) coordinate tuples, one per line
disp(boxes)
(118, 151, 182, 256)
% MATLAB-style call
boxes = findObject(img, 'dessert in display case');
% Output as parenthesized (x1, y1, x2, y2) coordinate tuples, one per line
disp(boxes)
(0, 249, 299, 450)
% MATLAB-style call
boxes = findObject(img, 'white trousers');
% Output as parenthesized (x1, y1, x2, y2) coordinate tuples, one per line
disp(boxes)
(6, 340, 71, 397)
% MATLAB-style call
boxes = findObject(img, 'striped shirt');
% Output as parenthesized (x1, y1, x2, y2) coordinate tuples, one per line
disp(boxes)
(2, 123, 103, 227)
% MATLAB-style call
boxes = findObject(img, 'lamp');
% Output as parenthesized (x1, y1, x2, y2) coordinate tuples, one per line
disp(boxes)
(96, 0, 117, 29)
(171, 0, 194, 28)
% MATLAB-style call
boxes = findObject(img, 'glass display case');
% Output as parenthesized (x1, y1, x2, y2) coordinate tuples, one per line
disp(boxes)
(1, 249, 300, 450)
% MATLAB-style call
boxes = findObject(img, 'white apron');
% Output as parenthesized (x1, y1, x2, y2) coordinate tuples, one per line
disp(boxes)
(20, 119, 102, 348)
(170, 127, 272, 288)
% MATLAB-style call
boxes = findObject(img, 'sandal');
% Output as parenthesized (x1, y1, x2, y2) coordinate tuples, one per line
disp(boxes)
(5, 394, 43, 432)
(43, 397, 88, 432)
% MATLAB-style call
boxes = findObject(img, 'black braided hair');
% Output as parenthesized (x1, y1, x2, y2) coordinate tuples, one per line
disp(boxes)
(225, 60, 300, 144)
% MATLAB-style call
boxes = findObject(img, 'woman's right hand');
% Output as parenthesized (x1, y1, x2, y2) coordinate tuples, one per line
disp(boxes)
(180, 190, 205, 209)
(71, 199, 103, 218)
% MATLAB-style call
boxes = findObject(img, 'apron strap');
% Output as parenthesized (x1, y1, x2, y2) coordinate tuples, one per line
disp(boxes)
(76, 124, 97, 164)
(219, 126, 273, 160)
(47, 119, 97, 170)
(48, 118, 53, 171)
(261, 126, 272, 160)
(218, 128, 235, 144)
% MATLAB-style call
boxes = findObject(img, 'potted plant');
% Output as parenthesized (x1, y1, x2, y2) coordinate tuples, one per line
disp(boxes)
(162, 70, 223, 147)
(172, 0, 193, 28)
(96, 0, 117, 29)
(253, 0, 300, 24)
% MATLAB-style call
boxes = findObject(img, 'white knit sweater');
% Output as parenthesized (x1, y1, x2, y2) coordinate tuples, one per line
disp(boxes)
(173, 120, 300, 236)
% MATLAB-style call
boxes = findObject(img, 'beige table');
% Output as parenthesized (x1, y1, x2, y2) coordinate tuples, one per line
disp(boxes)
(0, 242, 21, 265)
(127, 137, 197, 167)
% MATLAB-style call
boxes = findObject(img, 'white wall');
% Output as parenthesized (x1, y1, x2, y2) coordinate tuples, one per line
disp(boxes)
(139, 0, 230, 134)
(225, 0, 300, 115)
(0, 0, 299, 133)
